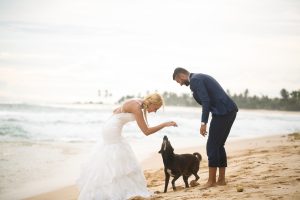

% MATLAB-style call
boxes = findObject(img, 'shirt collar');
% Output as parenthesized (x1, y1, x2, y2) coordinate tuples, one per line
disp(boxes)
(188, 73, 193, 82)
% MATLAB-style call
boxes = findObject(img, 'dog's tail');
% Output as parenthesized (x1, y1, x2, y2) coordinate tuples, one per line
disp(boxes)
(193, 152, 202, 161)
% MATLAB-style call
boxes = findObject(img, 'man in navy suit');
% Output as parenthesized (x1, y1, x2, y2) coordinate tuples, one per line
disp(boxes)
(173, 67, 238, 188)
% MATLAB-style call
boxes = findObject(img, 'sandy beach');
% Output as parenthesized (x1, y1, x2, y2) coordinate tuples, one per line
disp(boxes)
(20, 132, 300, 200)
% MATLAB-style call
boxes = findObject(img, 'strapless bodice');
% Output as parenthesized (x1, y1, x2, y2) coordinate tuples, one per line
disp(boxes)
(101, 113, 135, 144)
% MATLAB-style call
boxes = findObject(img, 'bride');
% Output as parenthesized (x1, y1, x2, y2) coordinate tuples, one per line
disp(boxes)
(77, 93, 177, 200)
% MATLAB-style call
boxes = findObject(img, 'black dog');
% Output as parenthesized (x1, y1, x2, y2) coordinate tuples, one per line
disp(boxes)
(158, 135, 202, 193)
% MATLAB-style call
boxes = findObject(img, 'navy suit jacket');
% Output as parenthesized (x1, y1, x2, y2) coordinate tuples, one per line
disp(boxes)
(189, 73, 238, 123)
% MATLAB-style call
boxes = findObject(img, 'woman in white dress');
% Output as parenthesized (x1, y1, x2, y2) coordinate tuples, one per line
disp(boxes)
(77, 93, 177, 200)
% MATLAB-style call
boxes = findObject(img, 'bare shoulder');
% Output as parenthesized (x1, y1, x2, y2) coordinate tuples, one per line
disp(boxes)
(122, 99, 143, 113)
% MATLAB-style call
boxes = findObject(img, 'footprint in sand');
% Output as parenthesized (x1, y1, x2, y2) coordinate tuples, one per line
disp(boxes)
(202, 192, 210, 197)
(248, 184, 259, 189)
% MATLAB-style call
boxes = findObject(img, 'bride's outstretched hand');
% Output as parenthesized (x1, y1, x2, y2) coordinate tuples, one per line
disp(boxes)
(165, 121, 177, 127)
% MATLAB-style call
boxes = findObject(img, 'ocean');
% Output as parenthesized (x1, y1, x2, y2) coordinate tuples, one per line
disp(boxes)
(1, 103, 300, 159)
(1, 102, 300, 199)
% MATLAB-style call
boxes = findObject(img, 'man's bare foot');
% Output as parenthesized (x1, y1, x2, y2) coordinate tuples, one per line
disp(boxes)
(201, 181, 217, 189)
(216, 180, 227, 186)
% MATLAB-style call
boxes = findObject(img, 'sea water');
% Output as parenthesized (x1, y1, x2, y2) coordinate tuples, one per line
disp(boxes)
(1, 102, 300, 199)
(1, 103, 300, 159)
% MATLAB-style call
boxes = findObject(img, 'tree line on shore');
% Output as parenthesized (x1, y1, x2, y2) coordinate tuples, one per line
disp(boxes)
(117, 88, 300, 111)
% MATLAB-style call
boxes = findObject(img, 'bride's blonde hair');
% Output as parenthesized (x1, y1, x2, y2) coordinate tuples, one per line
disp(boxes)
(142, 93, 164, 126)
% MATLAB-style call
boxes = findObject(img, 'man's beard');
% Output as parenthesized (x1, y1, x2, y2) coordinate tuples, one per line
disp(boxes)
(183, 80, 190, 86)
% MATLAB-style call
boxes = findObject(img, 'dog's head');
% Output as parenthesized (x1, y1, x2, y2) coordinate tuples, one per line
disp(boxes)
(158, 135, 174, 154)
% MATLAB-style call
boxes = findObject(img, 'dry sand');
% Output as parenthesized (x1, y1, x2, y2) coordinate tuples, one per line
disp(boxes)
(24, 132, 300, 200)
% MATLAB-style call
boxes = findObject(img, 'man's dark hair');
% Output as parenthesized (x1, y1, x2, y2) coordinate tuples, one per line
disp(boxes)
(172, 67, 190, 80)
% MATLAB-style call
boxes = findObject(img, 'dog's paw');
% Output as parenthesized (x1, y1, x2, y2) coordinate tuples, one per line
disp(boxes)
(190, 180, 200, 187)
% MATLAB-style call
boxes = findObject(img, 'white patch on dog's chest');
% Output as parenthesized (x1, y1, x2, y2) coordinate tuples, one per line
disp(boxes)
(167, 169, 175, 177)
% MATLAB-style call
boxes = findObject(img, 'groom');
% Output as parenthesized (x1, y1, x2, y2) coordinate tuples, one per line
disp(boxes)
(172, 67, 238, 188)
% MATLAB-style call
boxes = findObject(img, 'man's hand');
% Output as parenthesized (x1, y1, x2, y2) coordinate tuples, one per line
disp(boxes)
(200, 124, 207, 137)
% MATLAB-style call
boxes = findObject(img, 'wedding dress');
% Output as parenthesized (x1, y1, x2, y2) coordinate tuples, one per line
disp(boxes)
(77, 112, 151, 200)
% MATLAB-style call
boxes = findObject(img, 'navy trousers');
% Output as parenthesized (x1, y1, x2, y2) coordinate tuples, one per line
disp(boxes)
(207, 111, 237, 167)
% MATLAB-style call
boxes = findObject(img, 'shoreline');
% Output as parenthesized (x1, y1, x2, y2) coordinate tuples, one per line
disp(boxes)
(15, 132, 300, 200)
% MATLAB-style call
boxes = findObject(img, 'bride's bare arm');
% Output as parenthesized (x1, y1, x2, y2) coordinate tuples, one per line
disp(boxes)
(124, 100, 177, 136)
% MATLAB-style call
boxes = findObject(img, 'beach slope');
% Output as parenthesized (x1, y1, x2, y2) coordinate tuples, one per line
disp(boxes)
(25, 133, 300, 200)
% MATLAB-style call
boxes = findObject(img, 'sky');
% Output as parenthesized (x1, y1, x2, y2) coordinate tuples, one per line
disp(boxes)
(0, 0, 299, 103)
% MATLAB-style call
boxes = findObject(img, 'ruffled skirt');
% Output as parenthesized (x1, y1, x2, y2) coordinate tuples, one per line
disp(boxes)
(77, 139, 151, 200)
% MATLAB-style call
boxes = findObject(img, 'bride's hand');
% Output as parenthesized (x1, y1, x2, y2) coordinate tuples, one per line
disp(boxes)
(165, 121, 177, 127)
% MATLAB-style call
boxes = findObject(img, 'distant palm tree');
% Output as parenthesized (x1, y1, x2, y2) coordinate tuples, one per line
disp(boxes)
(280, 88, 289, 100)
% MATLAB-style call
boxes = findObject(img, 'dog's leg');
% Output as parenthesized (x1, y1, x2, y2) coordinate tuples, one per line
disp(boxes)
(183, 175, 189, 188)
(193, 173, 200, 182)
(164, 169, 170, 193)
(171, 175, 181, 191)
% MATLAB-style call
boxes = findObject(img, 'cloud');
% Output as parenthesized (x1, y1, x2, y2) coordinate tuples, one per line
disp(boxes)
(0, 80, 6, 88)
(0, 0, 299, 102)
